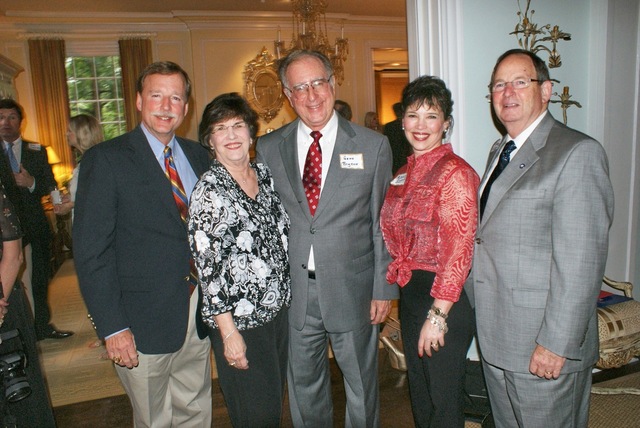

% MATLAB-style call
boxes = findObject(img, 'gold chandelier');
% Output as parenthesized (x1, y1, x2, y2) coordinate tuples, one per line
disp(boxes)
(274, 0, 349, 85)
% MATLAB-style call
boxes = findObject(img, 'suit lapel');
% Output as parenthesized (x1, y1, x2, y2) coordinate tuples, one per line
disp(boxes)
(480, 114, 554, 224)
(313, 122, 356, 218)
(176, 137, 208, 178)
(128, 127, 185, 226)
(278, 121, 312, 221)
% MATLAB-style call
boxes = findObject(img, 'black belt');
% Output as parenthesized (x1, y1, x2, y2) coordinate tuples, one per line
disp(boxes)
(308, 270, 316, 280)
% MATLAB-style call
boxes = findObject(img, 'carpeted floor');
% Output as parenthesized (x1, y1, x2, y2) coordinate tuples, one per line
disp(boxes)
(41, 260, 640, 427)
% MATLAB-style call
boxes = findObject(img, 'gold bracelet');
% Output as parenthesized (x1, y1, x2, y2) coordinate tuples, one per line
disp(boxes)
(431, 305, 448, 319)
(223, 329, 237, 342)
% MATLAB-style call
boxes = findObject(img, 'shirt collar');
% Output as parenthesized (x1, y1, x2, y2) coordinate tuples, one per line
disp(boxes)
(141, 123, 177, 162)
(508, 110, 548, 148)
(297, 111, 339, 148)
(3, 136, 22, 148)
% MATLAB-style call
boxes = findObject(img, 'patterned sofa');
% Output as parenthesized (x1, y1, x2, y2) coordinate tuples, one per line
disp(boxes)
(596, 277, 640, 369)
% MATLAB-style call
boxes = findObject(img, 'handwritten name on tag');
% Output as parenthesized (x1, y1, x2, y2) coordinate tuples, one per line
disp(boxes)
(339, 153, 364, 169)
(390, 173, 406, 186)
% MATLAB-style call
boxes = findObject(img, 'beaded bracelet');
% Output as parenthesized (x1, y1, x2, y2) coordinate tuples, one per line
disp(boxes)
(427, 310, 449, 333)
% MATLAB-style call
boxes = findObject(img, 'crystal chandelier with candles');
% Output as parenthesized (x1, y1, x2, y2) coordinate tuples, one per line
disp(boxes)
(274, 0, 349, 85)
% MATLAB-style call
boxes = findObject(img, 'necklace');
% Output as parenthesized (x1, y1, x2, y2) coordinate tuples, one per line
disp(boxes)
(236, 167, 252, 185)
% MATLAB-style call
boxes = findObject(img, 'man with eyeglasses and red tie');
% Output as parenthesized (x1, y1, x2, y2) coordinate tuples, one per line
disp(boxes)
(466, 49, 614, 427)
(257, 50, 398, 427)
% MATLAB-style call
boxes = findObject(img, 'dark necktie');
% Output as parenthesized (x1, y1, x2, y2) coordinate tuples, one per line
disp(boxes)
(479, 140, 516, 219)
(5, 142, 20, 173)
(303, 131, 322, 216)
(163, 146, 197, 294)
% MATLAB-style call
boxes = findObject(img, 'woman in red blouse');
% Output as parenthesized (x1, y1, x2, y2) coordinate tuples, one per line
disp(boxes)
(381, 76, 479, 427)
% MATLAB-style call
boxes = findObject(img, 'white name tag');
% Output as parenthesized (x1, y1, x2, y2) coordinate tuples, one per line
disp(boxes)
(339, 153, 364, 169)
(28, 143, 42, 151)
(390, 173, 406, 186)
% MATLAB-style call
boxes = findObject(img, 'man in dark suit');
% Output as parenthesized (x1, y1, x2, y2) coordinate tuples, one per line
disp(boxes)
(383, 102, 411, 174)
(257, 50, 398, 427)
(73, 61, 212, 427)
(0, 98, 73, 340)
(468, 49, 614, 427)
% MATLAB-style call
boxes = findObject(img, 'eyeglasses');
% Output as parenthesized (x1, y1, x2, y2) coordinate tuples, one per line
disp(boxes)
(489, 78, 540, 93)
(285, 76, 333, 99)
(211, 121, 247, 136)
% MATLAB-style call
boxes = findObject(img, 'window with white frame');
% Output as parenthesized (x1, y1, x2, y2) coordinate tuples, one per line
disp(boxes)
(65, 55, 126, 140)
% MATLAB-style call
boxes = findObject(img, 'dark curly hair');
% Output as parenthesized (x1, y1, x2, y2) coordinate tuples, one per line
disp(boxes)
(198, 93, 259, 150)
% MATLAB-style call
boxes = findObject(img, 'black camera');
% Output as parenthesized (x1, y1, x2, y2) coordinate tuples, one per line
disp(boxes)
(0, 329, 31, 403)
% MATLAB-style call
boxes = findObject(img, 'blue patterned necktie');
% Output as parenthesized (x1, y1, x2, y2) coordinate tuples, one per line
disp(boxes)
(163, 146, 197, 294)
(5, 142, 20, 173)
(480, 140, 516, 219)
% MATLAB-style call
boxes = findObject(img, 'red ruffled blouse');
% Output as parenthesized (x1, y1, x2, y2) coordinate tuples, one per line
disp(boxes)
(381, 143, 480, 302)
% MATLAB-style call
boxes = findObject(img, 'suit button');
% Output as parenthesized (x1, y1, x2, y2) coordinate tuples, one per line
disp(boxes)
(475, 238, 482, 244)
(184, 276, 190, 281)
(310, 227, 316, 234)
(302, 264, 307, 269)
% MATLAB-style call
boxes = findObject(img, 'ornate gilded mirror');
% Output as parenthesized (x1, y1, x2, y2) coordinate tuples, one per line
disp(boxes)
(244, 47, 283, 124)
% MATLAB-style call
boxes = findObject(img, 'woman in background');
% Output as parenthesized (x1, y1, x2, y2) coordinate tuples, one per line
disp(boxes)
(53, 114, 103, 217)
(189, 93, 291, 427)
(380, 76, 479, 427)
(364, 111, 381, 132)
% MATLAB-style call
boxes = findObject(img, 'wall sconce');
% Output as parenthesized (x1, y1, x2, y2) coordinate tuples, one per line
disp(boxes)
(509, 0, 579, 124)
(510, 0, 571, 68)
(549, 86, 582, 125)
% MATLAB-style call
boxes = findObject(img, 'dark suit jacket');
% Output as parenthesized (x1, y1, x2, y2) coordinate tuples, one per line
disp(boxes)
(383, 119, 410, 174)
(256, 115, 398, 333)
(73, 126, 210, 354)
(0, 140, 56, 246)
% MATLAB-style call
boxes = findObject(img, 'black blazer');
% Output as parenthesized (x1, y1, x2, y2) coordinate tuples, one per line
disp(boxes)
(73, 126, 210, 354)
(0, 140, 56, 246)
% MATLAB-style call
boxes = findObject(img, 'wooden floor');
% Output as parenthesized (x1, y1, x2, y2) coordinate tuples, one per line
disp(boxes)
(43, 260, 486, 427)
(53, 350, 422, 428)
(42, 260, 640, 427)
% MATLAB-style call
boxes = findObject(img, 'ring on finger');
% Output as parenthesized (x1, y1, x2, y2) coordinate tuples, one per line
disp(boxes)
(230, 361, 236, 366)
(545, 371, 552, 376)
(112, 356, 122, 364)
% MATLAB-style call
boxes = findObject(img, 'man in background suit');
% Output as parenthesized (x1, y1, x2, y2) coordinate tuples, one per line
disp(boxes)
(73, 61, 212, 427)
(0, 98, 73, 340)
(257, 50, 398, 427)
(383, 102, 410, 174)
(468, 49, 614, 427)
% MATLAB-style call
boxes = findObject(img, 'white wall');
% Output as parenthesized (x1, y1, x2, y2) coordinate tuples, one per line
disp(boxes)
(460, 0, 594, 173)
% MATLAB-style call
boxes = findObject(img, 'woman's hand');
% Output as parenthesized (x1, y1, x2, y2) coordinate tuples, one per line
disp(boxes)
(417, 299, 452, 358)
(418, 319, 445, 358)
(215, 313, 249, 370)
(223, 330, 249, 370)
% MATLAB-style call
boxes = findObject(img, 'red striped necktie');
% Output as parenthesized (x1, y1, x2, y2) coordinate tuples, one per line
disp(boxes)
(163, 145, 197, 294)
